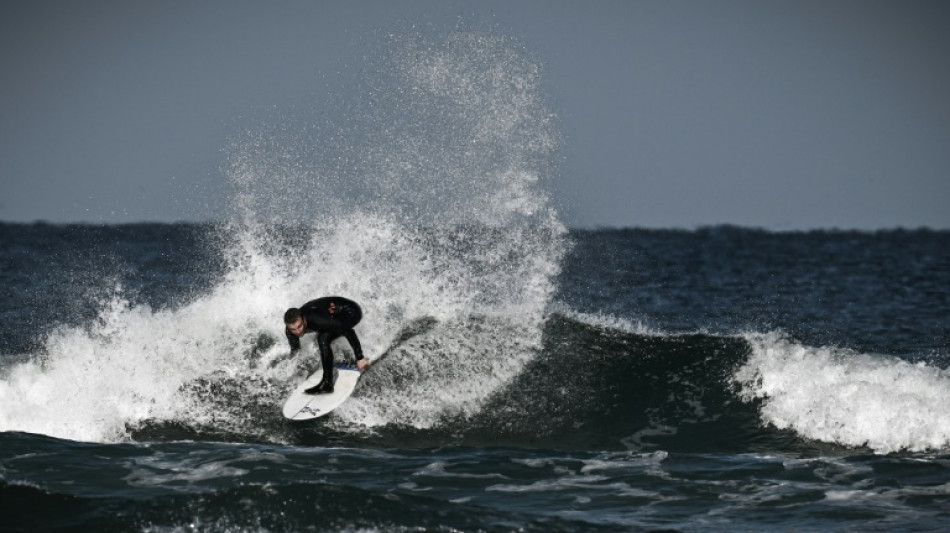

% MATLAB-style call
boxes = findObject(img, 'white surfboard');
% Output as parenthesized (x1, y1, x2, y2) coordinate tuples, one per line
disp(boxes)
(282, 365, 362, 420)
(279, 321, 421, 421)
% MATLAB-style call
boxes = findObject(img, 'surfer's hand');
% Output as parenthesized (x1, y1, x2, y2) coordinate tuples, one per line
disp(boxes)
(357, 359, 370, 372)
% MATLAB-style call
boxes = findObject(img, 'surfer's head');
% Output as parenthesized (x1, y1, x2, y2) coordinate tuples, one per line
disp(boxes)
(284, 308, 306, 336)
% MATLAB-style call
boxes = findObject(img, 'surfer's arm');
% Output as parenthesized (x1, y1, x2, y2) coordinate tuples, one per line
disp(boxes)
(286, 331, 301, 353)
(343, 329, 369, 370)
(343, 329, 364, 360)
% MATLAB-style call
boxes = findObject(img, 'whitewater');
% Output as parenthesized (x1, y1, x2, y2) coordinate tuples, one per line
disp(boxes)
(2, 31, 566, 444)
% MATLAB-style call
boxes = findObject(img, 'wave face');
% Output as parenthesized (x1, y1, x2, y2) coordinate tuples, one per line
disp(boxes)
(437, 314, 950, 455)
(0, 31, 566, 444)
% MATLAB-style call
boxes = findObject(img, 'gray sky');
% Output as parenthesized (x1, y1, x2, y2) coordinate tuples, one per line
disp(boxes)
(2, 0, 948, 229)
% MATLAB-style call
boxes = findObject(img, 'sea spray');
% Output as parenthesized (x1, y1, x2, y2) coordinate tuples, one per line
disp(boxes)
(0, 30, 567, 442)
(219, 30, 568, 429)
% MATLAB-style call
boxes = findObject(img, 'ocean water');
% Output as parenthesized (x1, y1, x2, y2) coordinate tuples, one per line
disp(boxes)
(3, 30, 950, 532)
(2, 224, 949, 532)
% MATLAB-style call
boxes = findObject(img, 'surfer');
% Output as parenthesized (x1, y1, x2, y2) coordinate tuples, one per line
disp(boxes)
(284, 296, 368, 394)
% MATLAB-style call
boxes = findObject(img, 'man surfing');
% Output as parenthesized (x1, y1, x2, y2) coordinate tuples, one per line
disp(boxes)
(284, 296, 368, 394)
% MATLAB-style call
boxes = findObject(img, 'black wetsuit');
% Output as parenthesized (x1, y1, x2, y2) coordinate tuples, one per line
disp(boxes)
(286, 296, 364, 386)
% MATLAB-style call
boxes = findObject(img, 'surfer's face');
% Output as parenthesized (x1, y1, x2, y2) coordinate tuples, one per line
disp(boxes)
(287, 317, 307, 336)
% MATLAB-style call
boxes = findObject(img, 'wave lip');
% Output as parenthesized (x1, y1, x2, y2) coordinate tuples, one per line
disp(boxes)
(735, 332, 950, 453)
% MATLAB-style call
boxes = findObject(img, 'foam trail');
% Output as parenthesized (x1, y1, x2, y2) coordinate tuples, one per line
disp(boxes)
(735, 332, 950, 453)
(0, 30, 566, 442)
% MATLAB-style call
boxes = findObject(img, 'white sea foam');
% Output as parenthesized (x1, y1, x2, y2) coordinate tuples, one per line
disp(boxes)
(580, 451, 669, 473)
(413, 461, 509, 480)
(734, 332, 950, 453)
(0, 31, 566, 443)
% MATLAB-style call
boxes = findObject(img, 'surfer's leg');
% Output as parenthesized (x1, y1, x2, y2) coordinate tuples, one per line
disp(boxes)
(318, 331, 335, 371)
(305, 331, 337, 394)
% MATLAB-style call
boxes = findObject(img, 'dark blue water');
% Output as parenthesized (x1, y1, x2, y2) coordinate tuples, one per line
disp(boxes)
(2, 223, 949, 532)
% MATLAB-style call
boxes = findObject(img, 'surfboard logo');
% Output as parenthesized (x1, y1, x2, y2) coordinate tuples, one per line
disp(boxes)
(300, 406, 323, 417)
